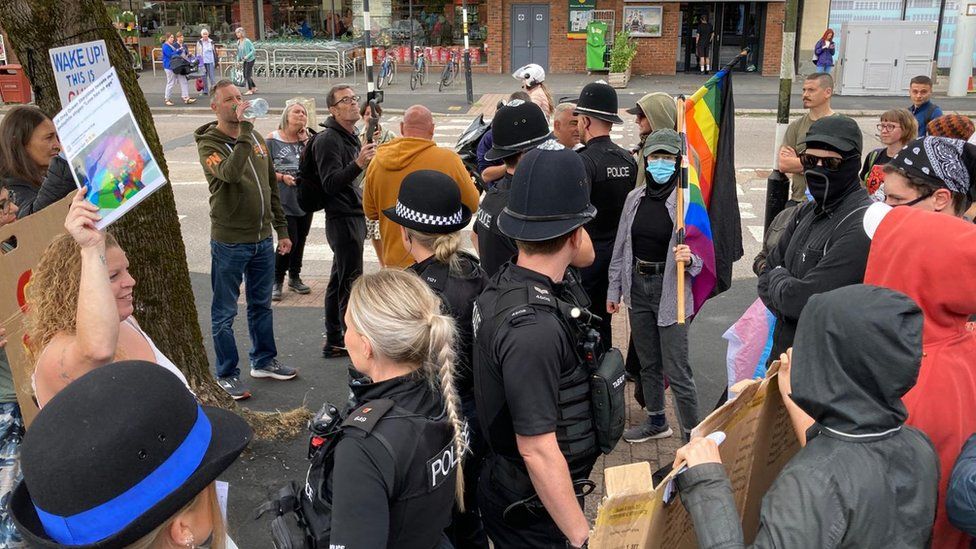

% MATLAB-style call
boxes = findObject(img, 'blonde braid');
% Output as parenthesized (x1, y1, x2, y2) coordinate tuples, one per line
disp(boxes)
(426, 312, 467, 511)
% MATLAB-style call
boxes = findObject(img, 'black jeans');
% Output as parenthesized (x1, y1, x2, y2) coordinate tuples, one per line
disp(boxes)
(243, 59, 256, 89)
(580, 237, 615, 350)
(324, 216, 365, 344)
(275, 213, 314, 283)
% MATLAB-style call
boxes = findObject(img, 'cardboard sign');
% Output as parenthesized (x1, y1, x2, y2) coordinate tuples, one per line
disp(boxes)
(590, 366, 800, 548)
(0, 195, 73, 427)
(54, 68, 167, 229)
(48, 39, 111, 107)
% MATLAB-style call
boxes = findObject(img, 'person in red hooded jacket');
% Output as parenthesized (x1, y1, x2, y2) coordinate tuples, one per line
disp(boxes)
(863, 197, 976, 549)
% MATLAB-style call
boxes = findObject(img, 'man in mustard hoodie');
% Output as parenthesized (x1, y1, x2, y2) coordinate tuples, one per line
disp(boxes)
(362, 105, 480, 269)
(195, 80, 298, 400)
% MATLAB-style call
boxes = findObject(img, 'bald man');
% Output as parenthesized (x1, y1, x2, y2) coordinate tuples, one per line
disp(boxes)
(363, 105, 480, 268)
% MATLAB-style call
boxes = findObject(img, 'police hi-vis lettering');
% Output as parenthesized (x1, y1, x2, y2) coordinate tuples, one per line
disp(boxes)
(427, 441, 459, 490)
(607, 166, 631, 178)
(476, 209, 492, 228)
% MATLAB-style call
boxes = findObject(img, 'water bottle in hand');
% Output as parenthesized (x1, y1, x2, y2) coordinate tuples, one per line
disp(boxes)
(243, 98, 269, 119)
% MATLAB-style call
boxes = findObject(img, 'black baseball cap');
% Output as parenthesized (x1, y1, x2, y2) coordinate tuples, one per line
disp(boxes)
(801, 115, 863, 155)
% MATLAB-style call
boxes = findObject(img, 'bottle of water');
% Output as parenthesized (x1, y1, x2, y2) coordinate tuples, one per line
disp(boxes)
(243, 97, 269, 119)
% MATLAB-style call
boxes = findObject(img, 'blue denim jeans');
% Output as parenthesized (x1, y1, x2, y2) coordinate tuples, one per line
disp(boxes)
(203, 62, 216, 93)
(211, 238, 277, 378)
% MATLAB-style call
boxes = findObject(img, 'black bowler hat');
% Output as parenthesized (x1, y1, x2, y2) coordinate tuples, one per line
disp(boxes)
(498, 140, 597, 241)
(485, 99, 552, 162)
(10, 361, 252, 548)
(574, 81, 624, 124)
(801, 115, 863, 156)
(383, 169, 472, 234)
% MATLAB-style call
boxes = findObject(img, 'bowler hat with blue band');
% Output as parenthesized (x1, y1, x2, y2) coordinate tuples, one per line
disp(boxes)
(9, 361, 252, 548)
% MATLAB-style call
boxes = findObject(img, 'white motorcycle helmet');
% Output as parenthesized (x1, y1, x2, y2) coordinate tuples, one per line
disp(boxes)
(513, 63, 546, 87)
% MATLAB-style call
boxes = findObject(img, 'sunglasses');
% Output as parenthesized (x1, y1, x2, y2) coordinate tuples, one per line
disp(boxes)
(334, 95, 361, 106)
(0, 189, 16, 215)
(798, 152, 844, 171)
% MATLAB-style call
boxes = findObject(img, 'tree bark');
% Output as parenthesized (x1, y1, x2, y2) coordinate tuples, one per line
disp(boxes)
(0, 1, 308, 439)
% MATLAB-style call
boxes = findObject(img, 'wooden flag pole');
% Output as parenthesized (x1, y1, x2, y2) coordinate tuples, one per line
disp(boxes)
(675, 95, 688, 324)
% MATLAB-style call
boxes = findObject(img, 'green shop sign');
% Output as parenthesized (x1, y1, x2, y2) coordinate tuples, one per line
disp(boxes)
(568, 0, 598, 39)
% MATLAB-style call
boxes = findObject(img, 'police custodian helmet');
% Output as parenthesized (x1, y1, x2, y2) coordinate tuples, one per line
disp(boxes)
(498, 140, 597, 242)
(574, 81, 624, 124)
(484, 100, 552, 162)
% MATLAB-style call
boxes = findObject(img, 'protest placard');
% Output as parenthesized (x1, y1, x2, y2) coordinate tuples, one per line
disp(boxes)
(0, 195, 73, 427)
(48, 39, 111, 106)
(590, 366, 800, 548)
(53, 67, 167, 229)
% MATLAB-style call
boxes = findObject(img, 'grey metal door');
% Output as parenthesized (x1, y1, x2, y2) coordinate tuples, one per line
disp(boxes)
(511, 4, 549, 72)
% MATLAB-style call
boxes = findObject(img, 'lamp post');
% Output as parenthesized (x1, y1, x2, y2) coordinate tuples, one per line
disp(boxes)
(363, 0, 377, 103)
(461, 0, 473, 104)
(764, 0, 799, 232)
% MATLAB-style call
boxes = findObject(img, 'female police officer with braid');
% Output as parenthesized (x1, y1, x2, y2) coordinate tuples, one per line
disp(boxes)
(384, 170, 490, 548)
(310, 269, 468, 548)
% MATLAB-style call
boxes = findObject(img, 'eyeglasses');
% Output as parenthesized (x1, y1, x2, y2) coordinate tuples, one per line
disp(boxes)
(798, 152, 844, 171)
(334, 95, 361, 106)
(876, 123, 900, 132)
(0, 189, 16, 215)
(886, 189, 933, 208)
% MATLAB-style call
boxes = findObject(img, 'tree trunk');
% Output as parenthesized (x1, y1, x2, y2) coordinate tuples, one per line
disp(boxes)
(0, 1, 308, 439)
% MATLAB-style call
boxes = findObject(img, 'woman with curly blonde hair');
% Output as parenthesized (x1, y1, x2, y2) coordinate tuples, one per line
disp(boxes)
(26, 189, 189, 407)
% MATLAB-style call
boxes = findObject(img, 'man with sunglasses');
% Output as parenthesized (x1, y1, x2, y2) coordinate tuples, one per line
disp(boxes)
(308, 85, 377, 358)
(758, 115, 872, 361)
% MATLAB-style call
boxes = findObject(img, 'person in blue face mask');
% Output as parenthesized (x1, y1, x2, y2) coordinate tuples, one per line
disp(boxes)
(607, 129, 702, 444)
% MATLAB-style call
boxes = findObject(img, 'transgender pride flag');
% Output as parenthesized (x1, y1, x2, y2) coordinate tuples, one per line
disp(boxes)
(682, 68, 743, 310)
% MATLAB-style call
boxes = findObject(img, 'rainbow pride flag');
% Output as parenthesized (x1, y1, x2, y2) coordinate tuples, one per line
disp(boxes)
(683, 68, 743, 310)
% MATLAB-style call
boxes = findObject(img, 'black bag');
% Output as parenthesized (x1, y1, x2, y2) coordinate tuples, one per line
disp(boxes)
(589, 347, 626, 454)
(261, 483, 312, 549)
(296, 129, 326, 213)
(170, 56, 193, 75)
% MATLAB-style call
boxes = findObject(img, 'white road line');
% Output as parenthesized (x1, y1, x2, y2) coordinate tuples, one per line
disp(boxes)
(747, 226, 764, 242)
(171, 180, 208, 186)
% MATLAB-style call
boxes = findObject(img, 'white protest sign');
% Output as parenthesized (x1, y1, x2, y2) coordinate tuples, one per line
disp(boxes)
(53, 67, 167, 229)
(48, 39, 111, 106)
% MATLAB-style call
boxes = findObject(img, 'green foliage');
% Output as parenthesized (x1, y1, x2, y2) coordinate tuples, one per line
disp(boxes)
(609, 29, 637, 73)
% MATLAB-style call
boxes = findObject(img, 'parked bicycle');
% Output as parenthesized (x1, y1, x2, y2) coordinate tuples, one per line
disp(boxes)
(438, 49, 460, 92)
(409, 47, 429, 91)
(375, 50, 397, 89)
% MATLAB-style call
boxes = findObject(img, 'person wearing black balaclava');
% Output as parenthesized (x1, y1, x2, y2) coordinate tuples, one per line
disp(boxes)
(758, 115, 872, 361)
(607, 129, 701, 443)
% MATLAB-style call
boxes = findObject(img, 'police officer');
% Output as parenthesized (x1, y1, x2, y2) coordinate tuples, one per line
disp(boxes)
(574, 82, 638, 349)
(384, 170, 490, 548)
(294, 270, 467, 548)
(474, 142, 599, 548)
(473, 99, 552, 277)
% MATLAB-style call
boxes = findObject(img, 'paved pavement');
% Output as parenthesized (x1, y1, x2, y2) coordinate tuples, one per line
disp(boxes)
(136, 69, 976, 116)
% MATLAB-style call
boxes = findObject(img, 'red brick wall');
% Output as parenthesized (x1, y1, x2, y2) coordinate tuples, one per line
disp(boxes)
(240, 0, 258, 39)
(487, 1, 680, 75)
(762, 2, 784, 77)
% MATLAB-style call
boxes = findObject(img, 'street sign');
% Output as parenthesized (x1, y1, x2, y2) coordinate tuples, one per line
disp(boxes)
(48, 39, 110, 107)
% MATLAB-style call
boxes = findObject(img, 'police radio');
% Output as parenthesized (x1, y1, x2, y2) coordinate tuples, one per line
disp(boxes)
(307, 402, 342, 459)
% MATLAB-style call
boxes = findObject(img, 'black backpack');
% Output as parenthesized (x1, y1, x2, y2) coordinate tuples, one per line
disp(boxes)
(297, 128, 326, 213)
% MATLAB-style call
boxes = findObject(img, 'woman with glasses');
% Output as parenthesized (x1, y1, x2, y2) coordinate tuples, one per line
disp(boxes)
(861, 109, 917, 200)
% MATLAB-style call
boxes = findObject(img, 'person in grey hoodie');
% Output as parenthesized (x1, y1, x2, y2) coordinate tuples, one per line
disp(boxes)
(674, 284, 938, 548)
(195, 79, 297, 400)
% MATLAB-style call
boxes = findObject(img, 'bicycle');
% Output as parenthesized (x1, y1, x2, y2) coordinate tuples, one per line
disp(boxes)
(438, 49, 460, 92)
(375, 50, 397, 89)
(409, 47, 428, 90)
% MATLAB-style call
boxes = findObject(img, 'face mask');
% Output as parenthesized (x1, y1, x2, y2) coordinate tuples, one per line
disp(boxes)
(803, 156, 860, 208)
(646, 158, 676, 185)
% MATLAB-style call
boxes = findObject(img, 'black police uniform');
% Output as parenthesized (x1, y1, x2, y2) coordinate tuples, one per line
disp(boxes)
(474, 262, 599, 547)
(306, 375, 459, 548)
(474, 174, 518, 277)
(577, 136, 637, 347)
(409, 251, 491, 548)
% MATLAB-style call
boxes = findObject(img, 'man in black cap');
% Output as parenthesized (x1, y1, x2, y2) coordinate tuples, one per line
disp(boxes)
(473, 142, 600, 549)
(758, 115, 872, 360)
(575, 81, 637, 350)
(473, 99, 551, 277)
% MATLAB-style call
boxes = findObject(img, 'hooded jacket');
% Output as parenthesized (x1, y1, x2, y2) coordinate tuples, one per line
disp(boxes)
(757, 179, 871, 360)
(677, 284, 939, 549)
(865, 204, 976, 549)
(307, 116, 365, 219)
(362, 137, 479, 268)
(634, 93, 677, 188)
(194, 120, 287, 244)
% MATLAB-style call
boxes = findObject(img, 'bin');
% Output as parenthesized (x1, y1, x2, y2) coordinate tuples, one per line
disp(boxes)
(0, 65, 31, 104)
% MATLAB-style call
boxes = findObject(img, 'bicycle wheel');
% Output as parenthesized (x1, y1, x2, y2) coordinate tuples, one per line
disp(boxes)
(410, 70, 418, 90)
(376, 66, 385, 90)
(420, 61, 428, 85)
(387, 59, 396, 86)
(439, 67, 447, 92)
(445, 62, 458, 86)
